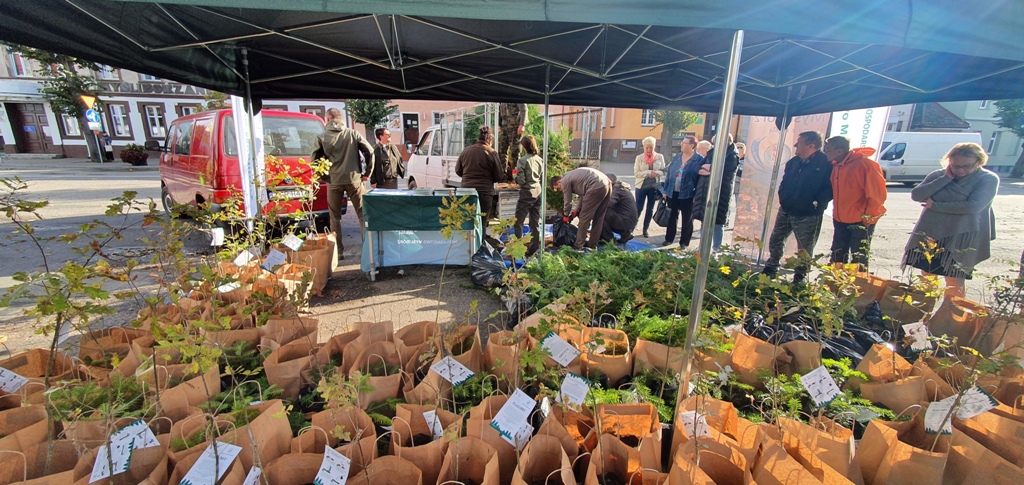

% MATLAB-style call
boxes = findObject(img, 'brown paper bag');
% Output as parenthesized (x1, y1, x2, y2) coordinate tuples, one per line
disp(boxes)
(390, 404, 461, 485)
(667, 446, 717, 485)
(273, 240, 329, 295)
(437, 435, 500, 485)
(275, 262, 315, 305)
(879, 280, 937, 323)
(259, 315, 319, 348)
(348, 455, 424, 485)
(858, 417, 949, 485)
(583, 433, 657, 485)
(306, 329, 362, 386)
(536, 407, 580, 463)
(860, 375, 926, 415)
(401, 349, 448, 406)
(954, 409, 1024, 466)
(672, 396, 741, 463)
(1, 348, 77, 397)
(546, 403, 595, 452)
(394, 321, 439, 363)
(309, 406, 378, 473)
(0, 439, 83, 484)
(168, 442, 246, 485)
(778, 417, 862, 485)
(0, 405, 47, 437)
(134, 303, 183, 331)
(484, 330, 529, 391)
(341, 321, 396, 374)
(782, 340, 823, 374)
(633, 339, 685, 376)
(264, 452, 324, 485)
(911, 358, 957, 402)
(71, 433, 170, 485)
(852, 272, 889, 314)
(0, 418, 53, 476)
(730, 332, 792, 386)
(680, 440, 752, 485)
(218, 399, 293, 472)
(527, 330, 582, 375)
(512, 434, 575, 485)
(265, 338, 322, 400)
(595, 403, 662, 470)
(926, 296, 988, 345)
(349, 340, 404, 408)
(944, 427, 1024, 485)
(158, 366, 221, 422)
(849, 343, 913, 390)
(582, 327, 632, 385)
(751, 441, 824, 485)
(466, 396, 518, 485)
(77, 327, 148, 365)
(448, 325, 484, 373)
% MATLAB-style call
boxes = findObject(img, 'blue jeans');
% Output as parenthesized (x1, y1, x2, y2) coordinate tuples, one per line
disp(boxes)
(713, 224, 724, 249)
(635, 185, 659, 233)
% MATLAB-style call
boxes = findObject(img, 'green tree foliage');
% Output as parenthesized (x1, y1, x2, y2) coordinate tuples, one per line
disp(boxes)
(198, 91, 230, 111)
(994, 99, 1024, 177)
(655, 110, 701, 155)
(524, 104, 576, 212)
(345, 99, 399, 140)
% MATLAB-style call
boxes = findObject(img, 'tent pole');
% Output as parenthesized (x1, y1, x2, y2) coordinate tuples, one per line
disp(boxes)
(241, 47, 258, 232)
(678, 29, 744, 406)
(756, 95, 791, 264)
(539, 64, 551, 261)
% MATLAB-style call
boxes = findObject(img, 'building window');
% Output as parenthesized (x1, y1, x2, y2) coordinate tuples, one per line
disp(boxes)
(640, 109, 656, 126)
(139, 73, 160, 82)
(60, 114, 81, 137)
(987, 131, 1000, 154)
(141, 104, 166, 138)
(432, 111, 444, 125)
(106, 103, 132, 138)
(262, 105, 288, 111)
(7, 50, 29, 77)
(176, 104, 200, 117)
(300, 105, 325, 119)
(97, 65, 119, 80)
(979, 100, 989, 110)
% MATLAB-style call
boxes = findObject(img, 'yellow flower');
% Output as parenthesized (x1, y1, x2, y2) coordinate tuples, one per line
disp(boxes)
(719, 266, 731, 275)
(732, 278, 741, 288)
(755, 288, 762, 295)
(733, 310, 743, 319)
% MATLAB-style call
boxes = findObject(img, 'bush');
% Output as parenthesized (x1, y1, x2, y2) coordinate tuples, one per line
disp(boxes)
(119, 143, 149, 166)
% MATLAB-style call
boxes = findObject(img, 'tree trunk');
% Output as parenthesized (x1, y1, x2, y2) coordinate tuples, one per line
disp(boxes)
(660, 129, 674, 161)
(76, 114, 102, 162)
(364, 126, 376, 144)
(1010, 142, 1024, 178)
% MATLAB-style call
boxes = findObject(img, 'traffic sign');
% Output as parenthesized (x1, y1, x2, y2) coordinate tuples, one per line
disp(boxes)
(85, 109, 101, 123)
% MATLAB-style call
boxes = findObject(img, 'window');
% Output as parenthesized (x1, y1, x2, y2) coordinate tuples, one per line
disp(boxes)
(432, 111, 444, 125)
(106, 103, 132, 138)
(881, 142, 906, 161)
(60, 114, 81, 137)
(262, 116, 325, 156)
(176, 104, 200, 117)
(139, 73, 160, 82)
(173, 121, 194, 155)
(979, 100, 989, 110)
(141, 104, 166, 138)
(300, 105, 325, 120)
(262, 105, 288, 111)
(640, 109, 656, 126)
(987, 131, 1000, 154)
(414, 131, 432, 156)
(97, 65, 119, 80)
(430, 130, 443, 156)
(7, 50, 29, 77)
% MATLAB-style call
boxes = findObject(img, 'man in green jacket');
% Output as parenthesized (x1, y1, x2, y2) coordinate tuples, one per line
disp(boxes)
(312, 108, 374, 259)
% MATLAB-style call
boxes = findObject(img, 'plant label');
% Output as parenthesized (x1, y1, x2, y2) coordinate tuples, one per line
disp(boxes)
(233, 249, 257, 266)
(557, 372, 590, 408)
(955, 386, 998, 419)
(179, 441, 243, 485)
(112, 419, 159, 449)
(217, 282, 241, 293)
(512, 421, 533, 450)
(89, 440, 134, 482)
(57, 321, 71, 346)
(490, 389, 537, 443)
(430, 356, 475, 386)
(282, 234, 304, 251)
(539, 396, 552, 419)
(210, 227, 225, 246)
(678, 411, 711, 439)
(902, 323, 932, 350)
(0, 367, 28, 393)
(261, 249, 288, 272)
(423, 410, 445, 441)
(314, 446, 352, 485)
(800, 365, 841, 407)
(242, 467, 262, 485)
(924, 400, 955, 435)
(540, 331, 580, 367)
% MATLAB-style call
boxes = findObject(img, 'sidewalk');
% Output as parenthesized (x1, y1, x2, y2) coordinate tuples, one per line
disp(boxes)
(0, 156, 160, 174)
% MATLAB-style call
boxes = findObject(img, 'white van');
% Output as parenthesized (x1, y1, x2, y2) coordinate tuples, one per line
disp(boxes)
(878, 132, 983, 186)
(406, 121, 466, 189)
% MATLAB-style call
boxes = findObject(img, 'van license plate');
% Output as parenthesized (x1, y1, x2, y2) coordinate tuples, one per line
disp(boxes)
(272, 188, 308, 200)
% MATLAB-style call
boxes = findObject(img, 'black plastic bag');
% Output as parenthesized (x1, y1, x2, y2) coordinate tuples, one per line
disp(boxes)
(501, 287, 533, 330)
(551, 218, 578, 247)
(470, 241, 506, 287)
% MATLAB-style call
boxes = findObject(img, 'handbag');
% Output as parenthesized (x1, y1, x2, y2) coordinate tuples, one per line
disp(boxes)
(640, 175, 658, 190)
(653, 199, 671, 227)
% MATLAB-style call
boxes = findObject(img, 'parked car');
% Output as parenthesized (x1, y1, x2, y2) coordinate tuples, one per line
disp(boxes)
(405, 121, 466, 189)
(147, 109, 340, 226)
(879, 131, 983, 186)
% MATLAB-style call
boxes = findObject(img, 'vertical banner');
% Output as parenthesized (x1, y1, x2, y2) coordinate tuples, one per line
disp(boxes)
(733, 114, 831, 259)
(827, 106, 891, 154)
(231, 96, 267, 220)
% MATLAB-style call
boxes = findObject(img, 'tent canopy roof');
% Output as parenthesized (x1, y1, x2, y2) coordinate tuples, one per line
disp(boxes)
(2, 0, 1022, 116)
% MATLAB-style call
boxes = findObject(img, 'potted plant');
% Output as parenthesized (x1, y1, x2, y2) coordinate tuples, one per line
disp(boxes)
(120, 143, 149, 166)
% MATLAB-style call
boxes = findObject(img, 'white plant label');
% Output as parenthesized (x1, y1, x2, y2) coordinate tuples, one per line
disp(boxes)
(0, 367, 28, 393)
(56, 321, 71, 346)
(423, 410, 445, 441)
(314, 446, 352, 485)
(217, 282, 241, 293)
(281, 234, 304, 251)
(924, 399, 955, 435)
(210, 227, 225, 246)
(955, 386, 998, 419)
(800, 365, 841, 407)
(179, 441, 243, 485)
(489, 389, 536, 444)
(902, 322, 932, 350)
(261, 249, 288, 271)
(540, 331, 580, 367)
(112, 419, 159, 449)
(233, 249, 257, 267)
(511, 421, 534, 450)
(430, 356, 475, 386)
(242, 467, 262, 485)
(678, 411, 711, 439)
(89, 440, 134, 482)
(556, 372, 590, 408)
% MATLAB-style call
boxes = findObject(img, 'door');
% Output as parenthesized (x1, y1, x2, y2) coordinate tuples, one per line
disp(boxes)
(880, 142, 907, 180)
(427, 129, 444, 188)
(402, 113, 419, 146)
(7, 103, 52, 153)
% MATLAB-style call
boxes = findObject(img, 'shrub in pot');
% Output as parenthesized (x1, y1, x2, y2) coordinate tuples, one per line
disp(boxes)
(120, 143, 149, 166)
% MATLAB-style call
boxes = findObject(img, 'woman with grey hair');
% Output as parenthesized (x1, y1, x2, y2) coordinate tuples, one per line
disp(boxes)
(696, 139, 713, 158)
(633, 136, 666, 238)
(902, 142, 998, 298)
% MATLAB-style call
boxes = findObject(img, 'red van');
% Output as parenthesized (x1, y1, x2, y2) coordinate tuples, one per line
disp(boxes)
(148, 109, 340, 225)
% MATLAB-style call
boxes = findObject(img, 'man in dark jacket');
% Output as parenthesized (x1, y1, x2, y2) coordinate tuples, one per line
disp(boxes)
(691, 134, 740, 249)
(762, 131, 833, 284)
(456, 126, 505, 237)
(551, 167, 612, 250)
(600, 174, 638, 244)
(312, 108, 374, 259)
(370, 128, 404, 189)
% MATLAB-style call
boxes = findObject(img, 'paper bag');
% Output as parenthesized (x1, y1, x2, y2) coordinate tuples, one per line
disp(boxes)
(779, 417, 862, 485)
(944, 427, 1023, 485)
(466, 396, 518, 485)
(781, 340, 823, 374)
(667, 447, 717, 485)
(401, 349, 448, 406)
(341, 321, 396, 374)
(633, 338, 685, 376)
(595, 403, 662, 470)
(168, 442, 246, 485)
(512, 434, 575, 485)
(858, 417, 949, 485)
(394, 321, 439, 363)
(309, 406, 377, 474)
(273, 240, 329, 295)
(71, 433, 169, 485)
(860, 376, 926, 415)
(448, 325, 484, 373)
(751, 441, 824, 485)
(0, 439, 83, 484)
(879, 280, 936, 323)
(263, 452, 324, 485)
(851, 272, 889, 314)
(926, 296, 987, 346)
(347, 455, 425, 485)
(77, 327, 148, 365)
(265, 338, 322, 400)
(484, 330, 529, 391)
(259, 315, 319, 348)
(437, 435, 500, 485)
(850, 343, 913, 390)
(954, 409, 1024, 466)
(536, 407, 581, 463)
(158, 366, 221, 422)
(730, 333, 792, 386)
(583, 433, 657, 485)
(546, 403, 595, 451)
(0, 405, 47, 437)
(349, 340, 404, 409)
(582, 327, 632, 386)
(672, 396, 741, 462)
(391, 404, 461, 485)
(911, 358, 956, 402)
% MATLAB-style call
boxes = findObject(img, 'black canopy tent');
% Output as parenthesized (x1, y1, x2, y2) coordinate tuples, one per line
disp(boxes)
(3, 0, 1022, 409)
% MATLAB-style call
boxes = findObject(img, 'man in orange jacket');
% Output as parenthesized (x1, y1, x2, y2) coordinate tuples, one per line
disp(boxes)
(824, 136, 887, 270)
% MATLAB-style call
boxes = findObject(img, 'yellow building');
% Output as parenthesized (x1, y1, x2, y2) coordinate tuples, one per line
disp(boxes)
(556, 107, 708, 163)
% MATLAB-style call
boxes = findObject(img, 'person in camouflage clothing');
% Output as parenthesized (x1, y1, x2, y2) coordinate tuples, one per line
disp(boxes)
(499, 103, 527, 179)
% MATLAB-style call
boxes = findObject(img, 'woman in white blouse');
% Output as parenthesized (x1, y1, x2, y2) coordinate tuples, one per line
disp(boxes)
(633, 136, 666, 238)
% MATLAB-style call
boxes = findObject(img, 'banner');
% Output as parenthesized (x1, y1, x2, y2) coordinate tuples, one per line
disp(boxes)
(231, 95, 268, 221)
(827, 106, 891, 153)
(732, 114, 831, 260)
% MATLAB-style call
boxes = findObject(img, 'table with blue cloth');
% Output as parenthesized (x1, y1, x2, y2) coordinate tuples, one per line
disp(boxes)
(360, 188, 482, 280)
